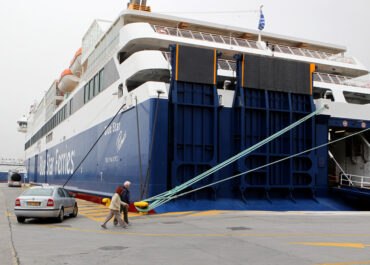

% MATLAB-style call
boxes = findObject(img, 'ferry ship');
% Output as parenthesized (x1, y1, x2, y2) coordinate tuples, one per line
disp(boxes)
(18, 1, 370, 211)
(0, 158, 26, 183)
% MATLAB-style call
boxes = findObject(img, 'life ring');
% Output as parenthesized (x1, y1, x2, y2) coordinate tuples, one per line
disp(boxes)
(156, 28, 168, 35)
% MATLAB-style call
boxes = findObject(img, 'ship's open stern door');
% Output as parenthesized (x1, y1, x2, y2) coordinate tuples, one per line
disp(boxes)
(328, 118, 370, 199)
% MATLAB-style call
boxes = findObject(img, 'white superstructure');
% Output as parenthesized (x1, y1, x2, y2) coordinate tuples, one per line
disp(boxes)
(20, 2, 370, 189)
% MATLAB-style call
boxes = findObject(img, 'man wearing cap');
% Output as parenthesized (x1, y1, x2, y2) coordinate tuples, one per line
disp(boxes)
(114, 181, 131, 225)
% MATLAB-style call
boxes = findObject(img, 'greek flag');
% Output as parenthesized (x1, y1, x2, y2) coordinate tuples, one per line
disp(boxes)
(258, 10, 265, 30)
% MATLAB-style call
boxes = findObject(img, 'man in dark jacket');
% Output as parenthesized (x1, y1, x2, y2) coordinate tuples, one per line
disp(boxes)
(114, 181, 131, 225)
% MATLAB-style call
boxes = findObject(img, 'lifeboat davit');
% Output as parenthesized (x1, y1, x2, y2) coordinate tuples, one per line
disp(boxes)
(58, 69, 79, 93)
(70, 48, 82, 77)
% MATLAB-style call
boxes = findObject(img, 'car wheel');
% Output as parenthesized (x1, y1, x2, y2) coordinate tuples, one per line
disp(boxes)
(57, 208, 64, 223)
(17, 217, 25, 223)
(70, 204, 78, 217)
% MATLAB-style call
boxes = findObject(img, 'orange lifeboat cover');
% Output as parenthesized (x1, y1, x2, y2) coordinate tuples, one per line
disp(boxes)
(59, 69, 72, 82)
(70, 48, 82, 67)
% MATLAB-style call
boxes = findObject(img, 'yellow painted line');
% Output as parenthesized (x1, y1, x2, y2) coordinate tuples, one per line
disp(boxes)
(316, 261, 370, 265)
(128, 213, 141, 217)
(156, 211, 194, 216)
(79, 209, 110, 214)
(291, 242, 368, 248)
(77, 202, 104, 206)
(88, 217, 106, 222)
(186, 210, 228, 217)
(78, 207, 107, 211)
(5, 211, 16, 220)
(86, 212, 112, 217)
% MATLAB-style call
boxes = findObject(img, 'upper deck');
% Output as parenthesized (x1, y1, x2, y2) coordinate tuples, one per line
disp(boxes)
(115, 10, 368, 76)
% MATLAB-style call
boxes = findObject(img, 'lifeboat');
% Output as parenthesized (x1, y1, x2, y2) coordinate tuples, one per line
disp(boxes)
(58, 69, 79, 93)
(69, 48, 82, 77)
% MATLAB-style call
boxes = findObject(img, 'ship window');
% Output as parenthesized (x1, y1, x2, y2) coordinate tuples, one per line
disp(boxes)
(46, 132, 53, 143)
(89, 79, 94, 99)
(84, 84, 89, 103)
(99, 69, 104, 92)
(94, 74, 99, 96)
(69, 98, 73, 115)
(343, 91, 370, 105)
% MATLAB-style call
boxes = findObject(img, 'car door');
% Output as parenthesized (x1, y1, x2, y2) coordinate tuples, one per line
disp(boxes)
(62, 188, 74, 213)
(57, 188, 67, 212)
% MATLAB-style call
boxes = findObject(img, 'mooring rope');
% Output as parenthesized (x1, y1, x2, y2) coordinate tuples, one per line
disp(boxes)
(135, 105, 328, 212)
(170, 127, 370, 200)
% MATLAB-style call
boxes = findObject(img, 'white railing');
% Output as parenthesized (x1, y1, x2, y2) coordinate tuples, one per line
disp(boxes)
(153, 25, 356, 65)
(340, 174, 370, 189)
(154, 25, 259, 49)
(0, 158, 24, 166)
(314, 72, 370, 89)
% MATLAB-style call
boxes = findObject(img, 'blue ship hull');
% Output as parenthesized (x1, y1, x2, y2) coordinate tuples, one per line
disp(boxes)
(26, 98, 168, 202)
(25, 96, 330, 208)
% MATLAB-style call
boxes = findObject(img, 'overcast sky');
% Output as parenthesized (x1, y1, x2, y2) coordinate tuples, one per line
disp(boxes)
(0, 0, 369, 159)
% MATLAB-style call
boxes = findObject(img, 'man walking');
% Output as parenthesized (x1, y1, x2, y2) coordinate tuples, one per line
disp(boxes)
(114, 181, 131, 225)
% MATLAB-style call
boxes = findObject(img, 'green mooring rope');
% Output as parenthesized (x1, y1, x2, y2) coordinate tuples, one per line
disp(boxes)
(135, 105, 327, 212)
(171, 127, 370, 199)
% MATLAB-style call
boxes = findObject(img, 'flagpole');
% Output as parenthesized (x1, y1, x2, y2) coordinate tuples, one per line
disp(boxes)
(258, 5, 264, 42)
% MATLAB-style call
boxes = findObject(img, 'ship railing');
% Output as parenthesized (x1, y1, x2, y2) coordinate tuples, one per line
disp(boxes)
(314, 72, 370, 89)
(340, 174, 370, 189)
(153, 25, 259, 49)
(0, 158, 24, 166)
(152, 25, 356, 65)
(272, 43, 356, 64)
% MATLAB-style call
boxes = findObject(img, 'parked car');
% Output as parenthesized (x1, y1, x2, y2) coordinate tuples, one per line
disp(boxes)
(14, 185, 78, 223)
(8, 171, 22, 187)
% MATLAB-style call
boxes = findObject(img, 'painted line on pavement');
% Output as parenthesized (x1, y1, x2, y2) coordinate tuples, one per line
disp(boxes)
(35, 224, 370, 237)
(4, 209, 370, 238)
(290, 242, 370, 248)
(315, 261, 370, 265)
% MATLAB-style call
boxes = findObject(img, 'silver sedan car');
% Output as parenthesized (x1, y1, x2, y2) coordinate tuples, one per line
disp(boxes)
(14, 186, 78, 223)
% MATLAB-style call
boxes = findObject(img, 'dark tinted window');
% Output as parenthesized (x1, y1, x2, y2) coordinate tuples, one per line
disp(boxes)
(57, 188, 65, 197)
(84, 84, 89, 103)
(99, 69, 104, 92)
(62, 189, 70, 197)
(94, 75, 99, 96)
(89, 79, 94, 99)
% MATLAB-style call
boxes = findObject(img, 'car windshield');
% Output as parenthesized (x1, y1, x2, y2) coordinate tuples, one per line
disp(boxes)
(22, 188, 54, 196)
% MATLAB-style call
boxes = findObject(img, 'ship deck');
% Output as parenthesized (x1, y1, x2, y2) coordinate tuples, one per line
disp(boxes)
(2, 183, 370, 265)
